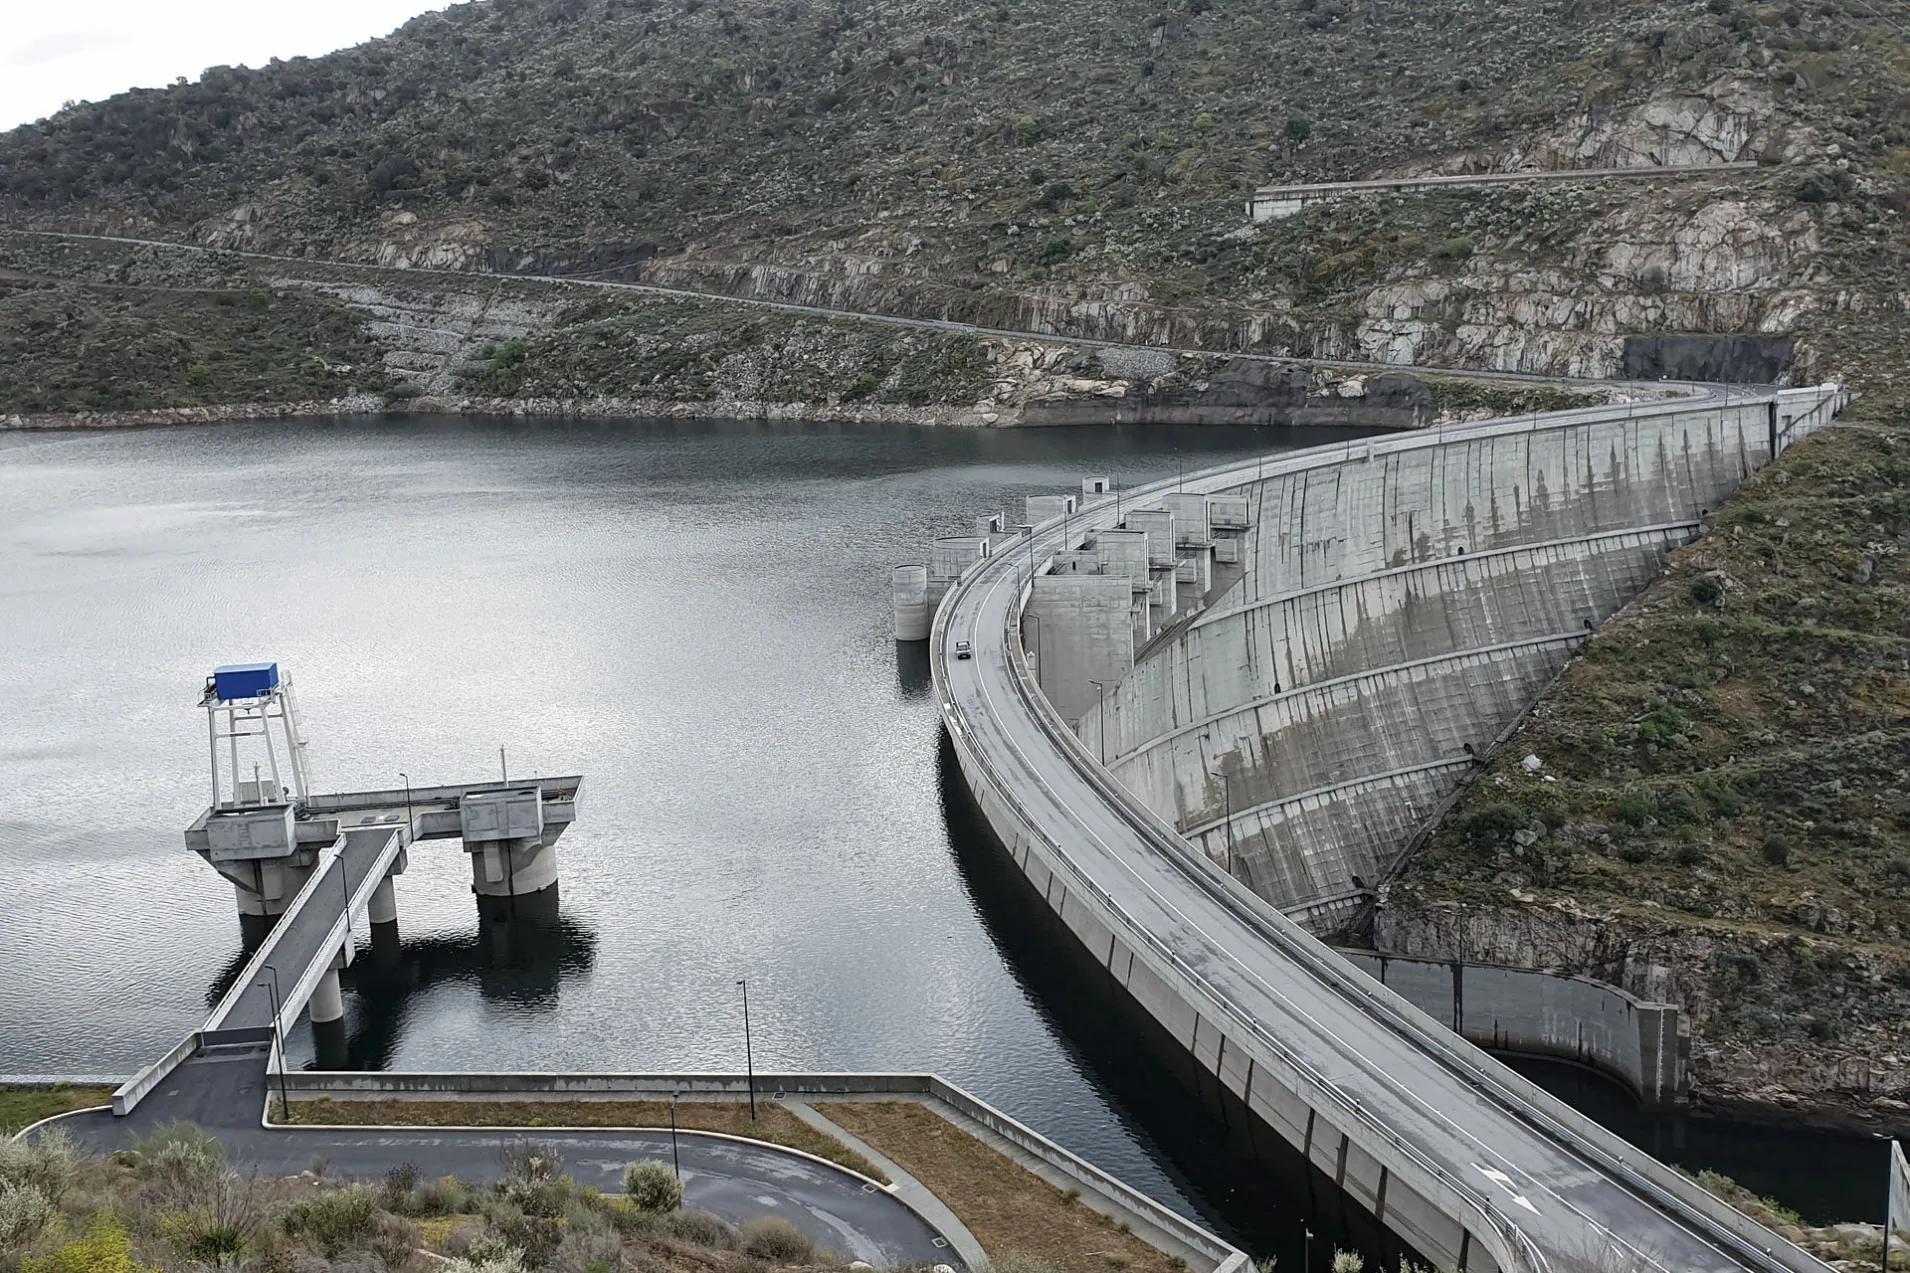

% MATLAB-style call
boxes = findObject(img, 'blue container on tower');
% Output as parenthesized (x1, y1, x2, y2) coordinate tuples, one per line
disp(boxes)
(212, 662, 281, 701)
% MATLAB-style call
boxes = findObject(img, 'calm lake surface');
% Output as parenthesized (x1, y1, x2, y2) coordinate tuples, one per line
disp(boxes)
(0, 415, 1875, 1255)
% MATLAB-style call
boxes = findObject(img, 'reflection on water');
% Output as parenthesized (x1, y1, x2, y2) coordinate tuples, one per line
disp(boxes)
(1506, 1056, 1886, 1227)
(894, 640, 932, 701)
(312, 911, 602, 1072)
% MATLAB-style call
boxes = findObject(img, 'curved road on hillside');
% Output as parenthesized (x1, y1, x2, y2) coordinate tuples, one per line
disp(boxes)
(39, 1048, 952, 1269)
(934, 396, 1830, 1273)
(4, 228, 1715, 397)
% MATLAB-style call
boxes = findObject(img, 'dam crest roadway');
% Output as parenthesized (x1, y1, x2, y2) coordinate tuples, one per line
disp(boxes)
(930, 383, 1850, 1273)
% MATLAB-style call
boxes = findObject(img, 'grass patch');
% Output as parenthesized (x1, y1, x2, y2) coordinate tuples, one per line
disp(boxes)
(0, 1086, 114, 1136)
(280, 1098, 886, 1183)
(823, 1101, 1180, 1273)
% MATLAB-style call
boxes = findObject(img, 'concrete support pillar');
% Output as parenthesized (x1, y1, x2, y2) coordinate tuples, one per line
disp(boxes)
(469, 838, 561, 920)
(232, 858, 318, 947)
(368, 873, 401, 967)
(309, 963, 345, 1025)
(369, 875, 398, 925)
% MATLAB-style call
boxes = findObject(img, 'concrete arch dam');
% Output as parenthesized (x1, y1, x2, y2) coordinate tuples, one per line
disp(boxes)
(931, 385, 1846, 1273)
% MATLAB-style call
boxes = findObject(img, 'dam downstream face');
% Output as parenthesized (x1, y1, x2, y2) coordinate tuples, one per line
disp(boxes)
(0, 414, 1865, 1249)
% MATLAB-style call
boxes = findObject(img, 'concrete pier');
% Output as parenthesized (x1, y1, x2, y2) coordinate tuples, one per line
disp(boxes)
(309, 958, 346, 1026)
(468, 839, 562, 919)
(892, 564, 931, 641)
(231, 858, 319, 946)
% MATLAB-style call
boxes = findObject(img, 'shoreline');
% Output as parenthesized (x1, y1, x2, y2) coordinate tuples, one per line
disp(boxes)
(1, 392, 983, 432)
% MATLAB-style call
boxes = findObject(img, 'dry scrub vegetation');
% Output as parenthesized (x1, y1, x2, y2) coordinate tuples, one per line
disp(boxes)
(0, 1122, 853, 1273)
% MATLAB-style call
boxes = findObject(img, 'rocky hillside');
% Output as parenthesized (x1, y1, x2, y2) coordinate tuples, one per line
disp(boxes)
(1384, 393, 1910, 1130)
(0, 230, 1605, 426)
(2, 0, 1908, 398)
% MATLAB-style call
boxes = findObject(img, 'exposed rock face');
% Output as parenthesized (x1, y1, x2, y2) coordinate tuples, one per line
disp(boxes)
(277, 277, 561, 393)
(1521, 79, 1792, 169)
(1355, 195, 1819, 378)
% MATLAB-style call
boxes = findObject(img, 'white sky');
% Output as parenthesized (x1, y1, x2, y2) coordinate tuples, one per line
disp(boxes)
(1, 1, 455, 131)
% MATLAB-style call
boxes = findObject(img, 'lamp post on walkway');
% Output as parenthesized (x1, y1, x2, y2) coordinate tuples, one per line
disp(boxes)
(398, 771, 413, 836)
(258, 964, 290, 1121)
(737, 978, 757, 1122)
(669, 1091, 682, 1181)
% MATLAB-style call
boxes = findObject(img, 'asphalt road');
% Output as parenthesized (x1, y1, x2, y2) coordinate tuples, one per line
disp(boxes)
(5, 228, 1710, 394)
(932, 399, 1831, 1273)
(45, 1049, 954, 1268)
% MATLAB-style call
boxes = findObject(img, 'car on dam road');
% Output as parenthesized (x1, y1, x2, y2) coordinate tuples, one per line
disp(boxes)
(954, 640, 973, 660)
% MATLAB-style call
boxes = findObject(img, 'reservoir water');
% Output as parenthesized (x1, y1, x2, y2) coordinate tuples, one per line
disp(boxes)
(0, 415, 1877, 1257)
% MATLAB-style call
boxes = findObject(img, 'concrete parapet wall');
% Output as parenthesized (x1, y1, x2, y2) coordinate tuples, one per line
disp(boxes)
(1338, 952, 1688, 1105)
(113, 1032, 203, 1117)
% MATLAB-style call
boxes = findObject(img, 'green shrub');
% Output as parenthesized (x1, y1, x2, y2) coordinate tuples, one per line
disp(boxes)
(1616, 791, 1654, 826)
(444, 1242, 529, 1273)
(493, 1209, 561, 1266)
(498, 1141, 572, 1218)
(0, 1129, 79, 1205)
(417, 1173, 472, 1216)
(1454, 801, 1524, 849)
(158, 1207, 249, 1262)
(281, 1185, 379, 1255)
(1689, 575, 1724, 605)
(0, 1180, 52, 1247)
(120, 1121, 225, 1197)
(622, 1160, 683, 1214)
(664, 1208, 738, 1249)
(740, 1215, 816, 1262)
(553, 1203, 622, 1271)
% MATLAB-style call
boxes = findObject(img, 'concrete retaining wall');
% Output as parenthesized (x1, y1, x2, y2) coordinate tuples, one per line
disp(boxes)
(1338, 952, 1688, 1106)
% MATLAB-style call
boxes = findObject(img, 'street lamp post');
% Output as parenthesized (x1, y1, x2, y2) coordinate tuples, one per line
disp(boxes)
(1208, 765, 1238, 878)
(259, 964, 290, 1121)
(669, 1091, 682, 1181)
(398, 770, 413, 837)
(737, 978, 757, 1122)
(1088, 680, 1108, 765)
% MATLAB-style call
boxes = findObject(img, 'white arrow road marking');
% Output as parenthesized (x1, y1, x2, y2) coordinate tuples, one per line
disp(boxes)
(1473, 1164, 1542, 1215)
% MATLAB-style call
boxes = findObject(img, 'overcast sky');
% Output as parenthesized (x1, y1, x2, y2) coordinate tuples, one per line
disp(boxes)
(1, 1, 454, 131)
